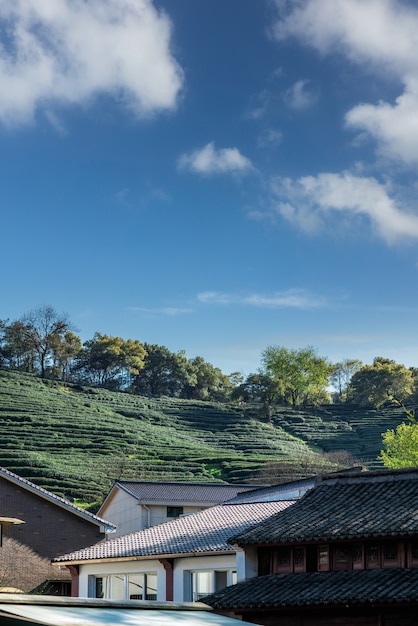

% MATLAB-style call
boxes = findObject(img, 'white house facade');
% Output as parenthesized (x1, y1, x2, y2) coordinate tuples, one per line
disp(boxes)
(54, 500, 294, 602)
(98, 481, 262, 536)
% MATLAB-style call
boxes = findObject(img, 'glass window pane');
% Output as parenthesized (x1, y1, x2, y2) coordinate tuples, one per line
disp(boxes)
(145, 573, 158, 600)
(214, 571, 227, 591)
(110, 574, 125, 600)
(192, 571, 213, 601)
(128, 574, 144, 600)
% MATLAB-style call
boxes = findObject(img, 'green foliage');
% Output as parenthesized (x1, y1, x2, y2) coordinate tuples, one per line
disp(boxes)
(0, 369, 343, 502)
(348, 357, 413, 408)
(378, 422, 418, 468)
(76, 333, 146, 389)
(181, 356, 234, 402)
(232, 373, 281, 422)
(261, 345, 332, 408)
(132, 344, 192, 397)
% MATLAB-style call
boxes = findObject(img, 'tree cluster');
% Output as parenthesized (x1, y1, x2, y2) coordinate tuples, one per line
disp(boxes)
(3, 305, 418, 469)
(0, 307, 234, 401)
(3, 305, 418, 412)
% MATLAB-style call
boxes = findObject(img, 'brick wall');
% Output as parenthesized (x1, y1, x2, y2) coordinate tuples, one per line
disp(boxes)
(0, 476, 105, 592)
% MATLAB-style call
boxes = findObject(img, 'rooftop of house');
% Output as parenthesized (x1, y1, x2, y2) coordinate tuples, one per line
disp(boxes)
(99, 481, 263, 510)
(202, 568, 418, 610)
(230, 468, 418, 546)
(0, 466, 115, 533)
(53, 500, 295, 564)
(224, 477, 316, 504)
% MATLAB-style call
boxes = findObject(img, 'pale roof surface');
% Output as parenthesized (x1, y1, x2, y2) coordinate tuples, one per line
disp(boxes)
(107, 481, 262, 505)
(0, 594, 258, 626)
(54, 501, 294, 563)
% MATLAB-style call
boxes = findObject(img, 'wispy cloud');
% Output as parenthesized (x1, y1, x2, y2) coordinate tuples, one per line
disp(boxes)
(44, 110, 68, 136)
(257, 128, 283, 148)
(178, 142, 253, 175)
(282, 79, 318, 110)
(197, 289, 327, 309)
(271, 171, 418, 243)
(0, 0, 183, 127)
(129, 306, 193, 316)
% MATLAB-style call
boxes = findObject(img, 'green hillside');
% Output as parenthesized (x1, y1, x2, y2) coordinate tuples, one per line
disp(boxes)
(0, 369, 409, 506)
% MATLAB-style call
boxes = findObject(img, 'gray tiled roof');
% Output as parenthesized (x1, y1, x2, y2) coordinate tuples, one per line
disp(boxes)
(53, 501, 294, 563)
(113, 481, 261, 504)
(231, 469, 418, 545)
(0, 466, 115, 532)
(202, 568, 418, 609)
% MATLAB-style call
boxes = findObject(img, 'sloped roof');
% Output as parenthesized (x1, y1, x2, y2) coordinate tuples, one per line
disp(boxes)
(0, 466, 115, 533)
(53, 501, 294, 564)
(202, 568, 418, 610)
(225, 478, 315, 504)
(231, 468, 418, 545)
(102, 481, 261, 507)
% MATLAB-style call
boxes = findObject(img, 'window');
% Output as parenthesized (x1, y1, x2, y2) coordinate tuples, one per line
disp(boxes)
(352, 543, 364, 570)
(190, 570, 236, 602)
(318, 545, 329, 571)
(409, 541, 418, 567)
(276, 547, 291, 572)
(366, 544, 380, 569)
(167, 506, 184, 518)
(92, 573, 157, 601)
(334, 545, 350, 570)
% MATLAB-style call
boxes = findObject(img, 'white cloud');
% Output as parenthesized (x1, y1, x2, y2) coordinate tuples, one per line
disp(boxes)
(129, 306, 193, 317)
(271, 171, 418, 243)
(198, 289, 326, 309)
(44, 110, 68, 136)
(282, 79, 318, 110)
(0, 0, 183, 126)
(345, 84, 418, 165)
(178, 142, 253, 175)
(257, 128, 283, 148)
(272, 0, 418, 164)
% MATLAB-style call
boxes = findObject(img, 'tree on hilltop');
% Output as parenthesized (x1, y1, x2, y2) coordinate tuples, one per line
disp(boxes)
(75, 333, 146, 389)
(330, 358, 363, 402)
(261, 345, 332, 408)
(348, 357, 413, 408)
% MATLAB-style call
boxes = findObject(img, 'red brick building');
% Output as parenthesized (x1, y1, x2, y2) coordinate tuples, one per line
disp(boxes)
(0, 466, 115, 593)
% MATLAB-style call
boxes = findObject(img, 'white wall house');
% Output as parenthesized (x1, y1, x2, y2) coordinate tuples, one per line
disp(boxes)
(53, 500, 294, 602)
(98, 481, 262, 537)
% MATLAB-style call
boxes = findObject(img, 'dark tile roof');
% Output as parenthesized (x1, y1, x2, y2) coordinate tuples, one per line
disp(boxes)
(112, 481, 261, 504)
(53, 501, 295, 563)
(0, 466, 115, 532)
(203, 568, 418, 610)
(231, 469, 418, 545)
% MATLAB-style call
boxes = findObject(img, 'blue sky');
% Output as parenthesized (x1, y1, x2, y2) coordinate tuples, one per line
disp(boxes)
(2, 0, 418, 376)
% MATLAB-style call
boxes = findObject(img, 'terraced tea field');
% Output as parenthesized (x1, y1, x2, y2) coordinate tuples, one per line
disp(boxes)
(0, 369, 410, 506)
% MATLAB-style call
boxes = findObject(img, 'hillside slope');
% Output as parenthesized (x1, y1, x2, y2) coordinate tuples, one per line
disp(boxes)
(0, 370, 408, 504)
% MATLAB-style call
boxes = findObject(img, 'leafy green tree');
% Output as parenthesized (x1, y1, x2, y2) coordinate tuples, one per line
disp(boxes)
(378, 422, 418, 468)
(330, 359, 363, 401)
(261, 345, 332, 408)
(50, 331, 83, 381)
(0, 320, 36, 371)
(348, 357, 413, 408)
(77, 333, 146, 389)
(132, 344, 193, 397)
(181, 356, 233, 402)
(231, 372, 282, 422)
